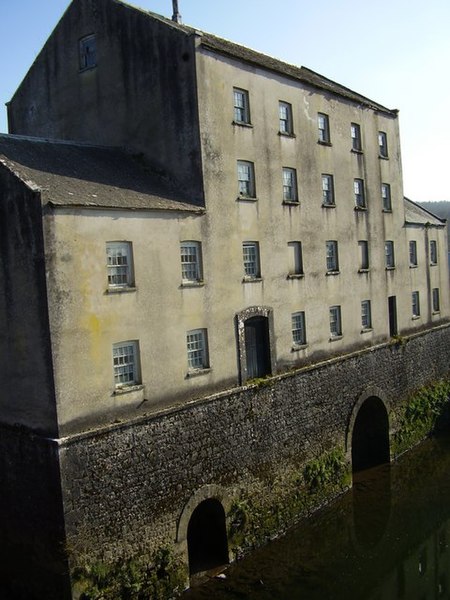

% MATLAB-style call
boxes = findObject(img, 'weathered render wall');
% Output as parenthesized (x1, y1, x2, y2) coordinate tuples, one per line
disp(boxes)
(58, 324, 450, 584)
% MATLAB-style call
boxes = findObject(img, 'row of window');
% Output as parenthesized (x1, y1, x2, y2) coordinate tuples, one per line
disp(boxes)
(233, 87, 389, 157)
(237, 161, 393, 210)
(113, 287, 441, 388)
(107, 238, 440, 289)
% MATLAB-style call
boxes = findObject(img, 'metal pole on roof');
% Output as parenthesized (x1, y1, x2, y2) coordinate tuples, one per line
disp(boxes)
(172, 0, 182, 23)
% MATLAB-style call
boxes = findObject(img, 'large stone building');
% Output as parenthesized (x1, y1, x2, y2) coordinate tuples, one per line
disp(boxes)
(0, 0, 449, 597)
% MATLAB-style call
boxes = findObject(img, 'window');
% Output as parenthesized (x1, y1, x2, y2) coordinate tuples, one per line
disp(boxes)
(358, 240, 369, 270)
(282, 167, 298, 202)
(412, 291, 420, 318)
(361, 300, 372, 330)
(237, 161, 256, 198)
(279, 101, 293, 135)
(354, 178, 366, 209)
(318, 113, 330, 143)
(113, 341, 140, 388)
(329, 305, 342, 338)
(430, 240, 438, 265)
(433, 288, 440, 313)
(322, 174, 335, 206)
(326, 240, 339, 273)
(351, 123, 362, 151)
(409, 241, 418, 267)
(385, 241, 395, 268)
(186, 329, 209, 371)
(378, 131, 388, 158)
(292, 312, 306, 346)
(79, 34, 97, 70)
(233, 88, 250, 124)
(180, 241, 203, 283)
(381, 183, 392, 211)
(243, 242, 261, 279)
(287, 241, 303, 277)
(106, 241, 134, 288)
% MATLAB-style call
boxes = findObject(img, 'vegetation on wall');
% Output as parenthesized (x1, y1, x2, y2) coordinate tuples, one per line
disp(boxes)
(392, 379, 450, 456)
(72, 546, 186, 600)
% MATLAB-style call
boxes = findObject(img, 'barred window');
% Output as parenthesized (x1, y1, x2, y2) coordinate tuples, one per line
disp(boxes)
(322, 174, 335, 206)
(292, 312, 306, 346)
(243, 242, 261, 279)
(430, 240, 438, 265)
(412, 291, 420, 318)
(318, 113, 330, 143)
(409, 241, 418, 267)
(354, 178, 366, 208)
(282, 167, 298, 202)
(385, 241, 395, 268)
(187, 329, 209, 370)
(381, 183, 392, 211)
(279, 101, 293, 135)
(329, 306, 342, 337)
(326, 240, 339, 272)
(378, 131, 388, 158)
(180, 241, 203, 283)
(361, 300, 372, 330)
(432, 288, 440, 313)
(233, 88, 250, 124)
(113, 341, 139, 387)
(351, 123, 362, 151)
(237, 160, 256, 197)
(106, 241, 134, 288)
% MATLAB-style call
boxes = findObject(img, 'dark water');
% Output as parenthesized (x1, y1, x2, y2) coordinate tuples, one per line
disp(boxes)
(184, 433, 450, 600)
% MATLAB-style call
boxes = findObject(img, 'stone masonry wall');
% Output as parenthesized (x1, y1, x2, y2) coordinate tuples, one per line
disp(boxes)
(59, 323, 450, 581)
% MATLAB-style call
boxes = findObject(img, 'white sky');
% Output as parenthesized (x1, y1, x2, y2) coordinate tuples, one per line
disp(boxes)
(1, 0, 449, 203)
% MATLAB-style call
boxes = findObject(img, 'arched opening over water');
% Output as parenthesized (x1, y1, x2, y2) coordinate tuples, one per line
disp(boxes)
(351, 396, 390, 473)
(187, 498, 229, 576)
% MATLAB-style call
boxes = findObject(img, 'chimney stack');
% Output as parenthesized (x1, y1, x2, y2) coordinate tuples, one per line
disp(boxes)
(172, 0, 182, 23)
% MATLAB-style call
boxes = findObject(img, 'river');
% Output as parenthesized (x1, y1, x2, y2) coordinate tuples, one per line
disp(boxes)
(184, 433, 450, 599)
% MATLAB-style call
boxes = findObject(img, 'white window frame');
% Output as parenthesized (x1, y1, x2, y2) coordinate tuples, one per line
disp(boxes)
(412, 291, 420, 318)
(282, 167, 298, 202)
(326, 240, 339, 273)
(432, 288, 440, 313)
(318, 113, 330, 143)
(243, 241, 261, 279)
(361, 300, 372, 330)
(287, 241, 303, 277)
(358, 240, 369, 271)
(106, 241, 134, 289)
(79, 34, 97, 70)
(292, 312, 307, 346)
(351, 123, 362, 151)
(385, 241, 395, 269)
(409, 240, 418, 267)
(180, 241, 203, 283)
(186, 329, 209, 371)
(430, 240, 438, 265)
(237, 160, 256, 198)
(354, 178, 366, 209)
(113, 341, 140, 388)
(378, 131, 388, 158)
(279, 101, 293, 135)
(329, 305, 342, 338)
(233, 88, 250, 124)
(322, 174, 335, 206)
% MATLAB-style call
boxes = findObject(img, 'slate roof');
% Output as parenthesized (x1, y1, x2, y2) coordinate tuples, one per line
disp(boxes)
(122, 0, 397, 116)
(0, 134, 203, 212)
(404, 197, 446, 227)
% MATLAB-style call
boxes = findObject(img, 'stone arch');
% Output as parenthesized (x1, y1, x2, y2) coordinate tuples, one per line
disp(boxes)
(235, 306, 276, 384)
(346, 387, 391, 473)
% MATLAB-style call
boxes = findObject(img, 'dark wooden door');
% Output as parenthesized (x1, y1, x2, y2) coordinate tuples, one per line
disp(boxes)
(388, 296, 397, 336)
(245, 316, 271, 379)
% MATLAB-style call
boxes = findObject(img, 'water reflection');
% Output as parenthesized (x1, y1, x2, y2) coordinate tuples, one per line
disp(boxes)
(184, 434, 450, 600)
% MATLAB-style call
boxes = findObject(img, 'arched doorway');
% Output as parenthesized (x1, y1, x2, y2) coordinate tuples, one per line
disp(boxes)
(187, 498, 229, 576)
(244, 316, 271, 379)
(351, 396, 390, 473)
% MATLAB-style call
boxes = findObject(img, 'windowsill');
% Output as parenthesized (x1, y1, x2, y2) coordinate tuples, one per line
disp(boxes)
(236, 195, 258, 202)
(185, 368, 211, 379)
(318, 140, 332, 147)
(322, 202, 336, 208)
(385, 266, 396, 271)
(358, 268, 370, 273)
(282, 200, 300, 206)
(106, 286, 137, 294)
(351, 148, 363, 154)
(329, 335, 343, 341)
(242, 276, 263, 283)
(326, 270, 340, 276)
(409, 265, 418, 269)
(287, 273, 304, 280)
(382, 208, 393, 213)
(114, 384, 144, 396)
(378, 155, 389, 160)
(79, 65, 97, 73)
(180, 281, 205, 288)
(412, 315, 421, 320)
(430, 263, 438, 267)
(361, 327, 373, 334)
(292, 343, 308, 352)
(278, 131, 296, 138)
(354, 205, 367, 211)
(232, 121, 253, 128)
(432, 310, 441, 315)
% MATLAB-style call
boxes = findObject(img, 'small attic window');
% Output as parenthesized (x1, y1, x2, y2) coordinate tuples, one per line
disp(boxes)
(79, 34, 97, 70)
